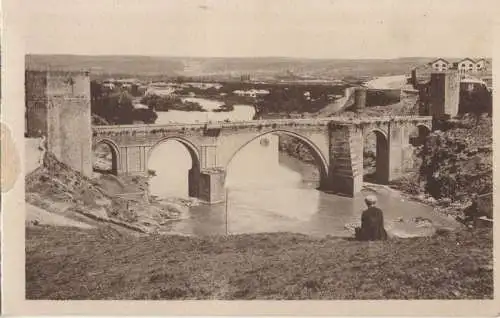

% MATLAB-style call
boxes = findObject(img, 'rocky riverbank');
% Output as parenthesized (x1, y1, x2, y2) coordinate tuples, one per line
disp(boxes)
(25, 152, 191, 234)
(389, 114, 492, 222)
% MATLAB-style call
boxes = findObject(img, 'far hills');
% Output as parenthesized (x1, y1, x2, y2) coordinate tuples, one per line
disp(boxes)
(26, 54, 438, 80)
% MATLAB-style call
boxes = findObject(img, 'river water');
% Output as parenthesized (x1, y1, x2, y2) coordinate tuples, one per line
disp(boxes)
(148, 97, 459, 238)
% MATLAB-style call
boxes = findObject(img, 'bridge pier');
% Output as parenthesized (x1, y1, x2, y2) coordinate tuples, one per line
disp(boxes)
(388, 123, 412, 181)
(198, 168, 226, 204)
(328, 125, 364, 196)
(188, 167, 200, 198)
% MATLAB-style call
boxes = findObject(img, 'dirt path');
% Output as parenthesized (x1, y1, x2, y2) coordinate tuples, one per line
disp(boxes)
(26, 203, 94, 229)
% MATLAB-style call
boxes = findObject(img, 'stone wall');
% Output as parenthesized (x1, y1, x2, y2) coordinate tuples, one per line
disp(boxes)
(26, 70, 93, 177)
(399, 87, 420, 115)
(429, 72, 460, 118)
(25, 71, 48, 137)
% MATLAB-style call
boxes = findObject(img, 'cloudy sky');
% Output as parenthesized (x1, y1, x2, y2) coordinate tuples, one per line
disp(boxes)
(22, 0, 495, 58)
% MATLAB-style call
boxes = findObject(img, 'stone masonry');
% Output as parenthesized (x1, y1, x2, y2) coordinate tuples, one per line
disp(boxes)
(26, 70, 93, 177)
(93, 117, 432, 203)
(428, 71, 461, 118)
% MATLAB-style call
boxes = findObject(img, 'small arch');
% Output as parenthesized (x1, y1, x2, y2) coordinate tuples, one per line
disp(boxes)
(410, 124, 431, 146)
(365, 127, 389, 140)
(363, 129, 389, 184)
(225, 129, 329, 188)
(92, 138, 120, 175)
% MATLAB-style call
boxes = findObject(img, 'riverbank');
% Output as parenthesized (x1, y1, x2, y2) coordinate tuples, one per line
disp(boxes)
(26, 151, 192, 234)
(26, 224, 492, 300)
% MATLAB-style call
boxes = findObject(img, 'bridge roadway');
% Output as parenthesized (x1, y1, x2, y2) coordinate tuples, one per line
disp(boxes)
(92, 116, 433, 203)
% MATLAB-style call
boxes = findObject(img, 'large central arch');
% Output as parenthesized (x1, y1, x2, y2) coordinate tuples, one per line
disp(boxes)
(147, 136, 202, 197)
(223, 129, 330, 188)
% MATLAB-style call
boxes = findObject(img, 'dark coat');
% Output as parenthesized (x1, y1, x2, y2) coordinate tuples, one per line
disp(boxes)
(356, 206, 388, 241)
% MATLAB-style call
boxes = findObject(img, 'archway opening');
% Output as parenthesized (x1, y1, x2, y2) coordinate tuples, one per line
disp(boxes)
(93, 141, 118, 175)
(363, 130, 389, 184)
(148, 138, 200, 199)
(224, 131, 328, 223)
(225, 131, 328, 191)
(410, 125, 431, 147)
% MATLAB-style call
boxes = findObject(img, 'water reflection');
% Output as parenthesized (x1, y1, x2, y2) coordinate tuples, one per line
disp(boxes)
(148, 140, 192, 198)
(155, 97, 256, 124)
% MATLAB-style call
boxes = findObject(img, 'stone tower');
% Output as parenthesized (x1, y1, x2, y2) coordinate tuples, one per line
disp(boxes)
(429, 71, 460, 118)
(25, 70, 92, 177)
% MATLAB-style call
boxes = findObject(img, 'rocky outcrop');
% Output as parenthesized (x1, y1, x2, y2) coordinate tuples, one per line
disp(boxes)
(26, 152, 183, 233)
(420, 115, 492, 202)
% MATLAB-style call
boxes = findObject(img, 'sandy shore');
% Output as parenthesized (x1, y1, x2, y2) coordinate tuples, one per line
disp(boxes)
(365, 75, 407, 89)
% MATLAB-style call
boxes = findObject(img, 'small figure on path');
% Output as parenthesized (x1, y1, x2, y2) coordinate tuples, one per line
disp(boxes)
(355, 195, 388, 241)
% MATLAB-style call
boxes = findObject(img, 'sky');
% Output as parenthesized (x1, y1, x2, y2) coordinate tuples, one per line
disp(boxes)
(21, 0, 495, 59)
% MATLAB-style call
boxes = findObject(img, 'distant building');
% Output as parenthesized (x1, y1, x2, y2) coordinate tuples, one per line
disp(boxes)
(460, 78, 487, 93)
(133, 103, 150, 110)
(457, 58, 476, 72)
(232, 89, 269, 98)
(430, 58, 450, 72)
(428, 57, 490, 74)
(102, 82, 115, 90)
(475, 58, 487, 71)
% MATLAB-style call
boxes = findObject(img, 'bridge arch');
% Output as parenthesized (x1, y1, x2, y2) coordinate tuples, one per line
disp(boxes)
(410, 124, 432, 146)
(364, 127, 388, 140)
(147, 136, 201, 169)
(416, 122, 432, 133)
(363, 128, 389, 184)
(224, 129, 329, 187)
(147, 136, 202, 197)
(93, 138, 120, 175)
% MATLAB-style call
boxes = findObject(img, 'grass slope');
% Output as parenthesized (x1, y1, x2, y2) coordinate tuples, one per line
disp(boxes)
(26, 226, 492, 300)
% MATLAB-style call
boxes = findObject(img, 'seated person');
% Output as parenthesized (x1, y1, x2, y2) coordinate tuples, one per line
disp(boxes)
(355, 195, 388, 241)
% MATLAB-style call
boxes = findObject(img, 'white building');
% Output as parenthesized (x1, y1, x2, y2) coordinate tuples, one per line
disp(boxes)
(428, 57, 490, 74)
(430, 58, 450, 72)
(457, 58, 476, 72)
(475, 58, 487, 71)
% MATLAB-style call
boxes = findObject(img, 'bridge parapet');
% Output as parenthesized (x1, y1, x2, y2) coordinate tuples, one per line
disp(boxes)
(328, 115, 432, 126)
(92, 116, 433, 136)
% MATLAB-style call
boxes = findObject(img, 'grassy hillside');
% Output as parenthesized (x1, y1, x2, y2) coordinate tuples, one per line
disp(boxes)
(26, 225, 492, 300)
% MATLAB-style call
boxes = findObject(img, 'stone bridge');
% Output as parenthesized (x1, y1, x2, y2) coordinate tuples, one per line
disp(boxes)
(92, 116, 432, 203)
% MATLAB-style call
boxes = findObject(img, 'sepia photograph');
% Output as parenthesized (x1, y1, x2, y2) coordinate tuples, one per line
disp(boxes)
(2, 0, 497, 314)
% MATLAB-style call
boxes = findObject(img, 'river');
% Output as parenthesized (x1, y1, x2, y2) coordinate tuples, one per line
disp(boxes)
(148, 97, 459, 238)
